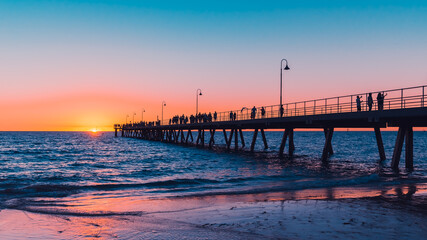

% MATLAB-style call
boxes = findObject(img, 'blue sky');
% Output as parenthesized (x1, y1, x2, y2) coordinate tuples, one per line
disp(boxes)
(1, 0, 426, 129)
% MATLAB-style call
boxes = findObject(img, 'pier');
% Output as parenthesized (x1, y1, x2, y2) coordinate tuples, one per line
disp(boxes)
(115, 85, 427, 170)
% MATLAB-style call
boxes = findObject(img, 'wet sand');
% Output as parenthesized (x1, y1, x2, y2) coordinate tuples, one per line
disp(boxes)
(1, 184, 426, 239)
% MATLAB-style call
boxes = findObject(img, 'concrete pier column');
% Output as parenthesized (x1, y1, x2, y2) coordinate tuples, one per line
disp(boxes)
(374, 127, 386, 161)
(239, 129, 245, 148)
(279, 128, 290, 157)
(405, 126, 413, 169)
(391, 126, 407, 169)
(261, 129, 268, 149)
(321, 127, 334, 162)
(288, 128, 295, 157)
(250, 129, 259, 152)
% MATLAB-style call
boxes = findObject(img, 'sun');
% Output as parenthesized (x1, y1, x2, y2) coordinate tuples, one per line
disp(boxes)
(90, 128, 98, 133)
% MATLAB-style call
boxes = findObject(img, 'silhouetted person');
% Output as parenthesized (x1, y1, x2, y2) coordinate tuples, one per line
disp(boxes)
(367, 93, 373, 111)
(280, 105, 284, 117)
(230, 111, 233, 121)
(356, 95, 363, 112)
(261, 107, 265, 118)
(233, 112, 237, 121)
(251, 106, 257, 119)
(377, 92, 387, 111)
(214, 111, 217, 121)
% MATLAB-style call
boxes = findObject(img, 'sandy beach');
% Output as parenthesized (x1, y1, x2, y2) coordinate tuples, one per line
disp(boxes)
(1, 184, 426, 239)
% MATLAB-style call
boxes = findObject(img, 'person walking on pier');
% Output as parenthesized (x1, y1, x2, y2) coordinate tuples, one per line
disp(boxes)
(261, 107, 266, 118)
(356, 96, 363, 112)
(233, 112, 237, 121)
(367, 93, 373, 111)
(214, 111, 217, 121)
(280, 105, 284, 117)
(230, 111, 234, 121)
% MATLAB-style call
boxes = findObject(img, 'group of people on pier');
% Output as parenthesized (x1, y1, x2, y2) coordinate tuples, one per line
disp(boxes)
(124, 92, 391, 127)
(169, 112, 219, 125)
(250, 106, 266, 119)
(356, 92, 387, 112)
(122, 120, 161, 128)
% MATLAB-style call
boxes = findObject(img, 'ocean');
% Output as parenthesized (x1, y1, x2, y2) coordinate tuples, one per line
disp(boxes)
(0, 131, 426, 215)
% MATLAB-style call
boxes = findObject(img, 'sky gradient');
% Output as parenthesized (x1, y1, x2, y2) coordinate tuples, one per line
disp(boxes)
(1, 0, 426, 131)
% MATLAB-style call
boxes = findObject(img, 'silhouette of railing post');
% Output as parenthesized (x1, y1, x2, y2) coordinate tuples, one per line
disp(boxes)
(337, 97, 340, 113)
(423, 86, 425, 107)
(401, 89, 404, 108)
(294, 102, 297, 116)
(314, 100, 316, 115)
(304, 101, 306, 115)
(325, 99, 327, 114)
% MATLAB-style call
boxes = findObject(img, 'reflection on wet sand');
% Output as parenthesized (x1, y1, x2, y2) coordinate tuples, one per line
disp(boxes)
(11, 183, 425, 217)
(1, 183, 426, 239)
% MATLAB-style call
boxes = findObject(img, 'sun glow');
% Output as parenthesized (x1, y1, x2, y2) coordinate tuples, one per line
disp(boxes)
(90, 128, 98, 133)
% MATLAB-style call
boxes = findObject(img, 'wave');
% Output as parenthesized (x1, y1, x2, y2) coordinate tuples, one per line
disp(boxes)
(171, 174, 387, 198)
(0, 178, 223, 199)
(3, 198, 144, 217)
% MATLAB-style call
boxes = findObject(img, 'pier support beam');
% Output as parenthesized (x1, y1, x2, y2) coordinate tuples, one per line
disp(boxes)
(260, 129, 268, 149)
(186, 130, 193, 144)
(174, 130, 179, 143)
(321, 127, 334, 162)
(391, 126, 406, 169)
(234, 129, 239, 150)
(279, 128, 291, 157)
(239, 129, 245, 149)
(209, 129, 216, 148)
(196, 129, 205, 147)
(288, 128, 295, 157)
(227, 129, 234, 150)
(405, 127, 413, 169)
(250, 129, 259, 152)
(180, 129, 185, 143)
(374, 127, 386, 161)
(323, 128, 334, 155)
(196, 129, 201, 146)
(391, 125, 414, 169)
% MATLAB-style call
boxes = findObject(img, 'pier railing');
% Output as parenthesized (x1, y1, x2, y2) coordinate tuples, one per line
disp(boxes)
(209, 85, 426, 122)
(119, 85, 426, 128)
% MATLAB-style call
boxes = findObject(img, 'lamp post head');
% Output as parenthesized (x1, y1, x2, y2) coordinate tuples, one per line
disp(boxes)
(284, 64, 290, 70)
(199, 92, 202, 96)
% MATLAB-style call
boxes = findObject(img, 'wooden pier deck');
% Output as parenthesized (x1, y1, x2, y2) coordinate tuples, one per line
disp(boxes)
(115, 85, 427, 170)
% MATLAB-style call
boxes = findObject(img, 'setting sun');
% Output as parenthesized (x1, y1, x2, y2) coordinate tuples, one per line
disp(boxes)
(90, 128, 98, 133)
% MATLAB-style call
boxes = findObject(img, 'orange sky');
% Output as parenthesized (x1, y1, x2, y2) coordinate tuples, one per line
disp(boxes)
(1, 1, 426, 131)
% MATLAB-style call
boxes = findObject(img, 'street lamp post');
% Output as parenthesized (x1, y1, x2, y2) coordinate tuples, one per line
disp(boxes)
(125, 114, 129, 124)
(162, 101, 166, 125)
(141, 109, 145, 122)
(196, 89, 202, 115)
(280, 58, 290, 108)
(132, 112, 136, 124)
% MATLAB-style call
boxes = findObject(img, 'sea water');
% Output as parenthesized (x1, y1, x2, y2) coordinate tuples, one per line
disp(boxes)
(0, 131, 426, 214)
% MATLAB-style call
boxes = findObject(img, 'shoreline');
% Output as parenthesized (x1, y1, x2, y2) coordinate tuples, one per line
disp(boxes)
(1, 184, 426, 239)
